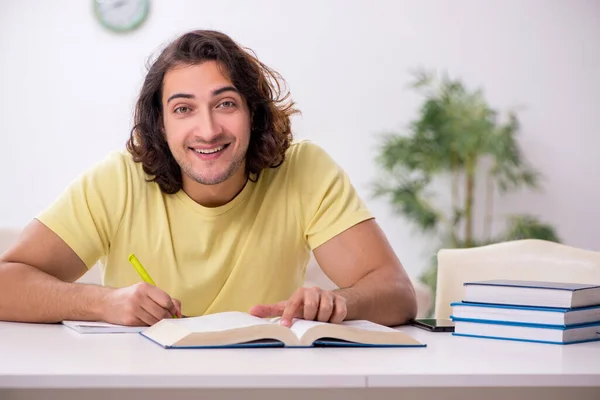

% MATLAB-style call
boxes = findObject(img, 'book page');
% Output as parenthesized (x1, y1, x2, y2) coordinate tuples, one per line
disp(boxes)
(270, 317, 400, 339)
(340, 319, 401, 333)
(285, 319, 329, 339)
(171, 311, 272, 333)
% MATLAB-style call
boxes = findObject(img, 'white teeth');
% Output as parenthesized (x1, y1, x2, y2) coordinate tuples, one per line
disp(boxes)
(194, 145, 225, 154)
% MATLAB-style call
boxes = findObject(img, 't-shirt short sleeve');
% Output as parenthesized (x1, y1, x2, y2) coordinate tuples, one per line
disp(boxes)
(290, 141, 374, 250)
(35, 151, 129, 269)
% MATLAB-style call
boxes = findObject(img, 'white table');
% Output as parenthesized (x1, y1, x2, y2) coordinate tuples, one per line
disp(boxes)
(1, 321, 599, 400)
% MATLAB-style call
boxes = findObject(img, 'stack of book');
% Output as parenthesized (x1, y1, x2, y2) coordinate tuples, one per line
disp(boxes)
(450, 280, 600, 344)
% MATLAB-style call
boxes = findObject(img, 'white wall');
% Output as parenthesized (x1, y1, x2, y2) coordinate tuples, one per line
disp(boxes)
(1, 0, 599, 278)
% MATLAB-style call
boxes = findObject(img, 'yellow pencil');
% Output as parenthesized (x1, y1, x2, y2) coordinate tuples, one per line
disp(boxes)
(128, 253, 156, 285)
(128, 253, 178, 318)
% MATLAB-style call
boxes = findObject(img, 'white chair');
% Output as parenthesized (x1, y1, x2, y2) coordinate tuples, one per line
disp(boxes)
(434, 239, 600, 319)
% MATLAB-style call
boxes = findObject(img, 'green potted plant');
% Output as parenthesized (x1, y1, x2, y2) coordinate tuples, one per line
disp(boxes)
(373, 69, 560, 299)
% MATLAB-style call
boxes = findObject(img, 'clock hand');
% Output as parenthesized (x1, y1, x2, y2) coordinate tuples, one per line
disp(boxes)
(111, 0, 126, 9)
(96, 0, 127, 9)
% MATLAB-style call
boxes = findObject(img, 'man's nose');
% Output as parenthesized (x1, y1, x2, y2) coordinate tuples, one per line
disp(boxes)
(193, 110, 222, 142)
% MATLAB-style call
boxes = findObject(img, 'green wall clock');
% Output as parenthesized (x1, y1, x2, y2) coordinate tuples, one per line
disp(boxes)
(93, 0, 150, 33)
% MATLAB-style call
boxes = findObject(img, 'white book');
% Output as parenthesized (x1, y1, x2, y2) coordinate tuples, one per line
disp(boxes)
(453, 319, 600, 344)
(450, 302, 600, 326)
(62, 320, 145, 334)
(462, 280, 600, 308)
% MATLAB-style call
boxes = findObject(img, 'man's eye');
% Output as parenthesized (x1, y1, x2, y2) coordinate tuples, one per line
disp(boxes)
(219, 101, 236, 108)
(174, 106, 190, 114)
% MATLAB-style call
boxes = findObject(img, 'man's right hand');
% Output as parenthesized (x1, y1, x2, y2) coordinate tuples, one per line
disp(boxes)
(0, 220, 183, 325)
(99, 282, 182, 326)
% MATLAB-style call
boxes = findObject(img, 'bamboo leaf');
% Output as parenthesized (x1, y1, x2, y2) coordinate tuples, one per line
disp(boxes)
(372, 176, 442, 233)
(501, 215, 561, 242)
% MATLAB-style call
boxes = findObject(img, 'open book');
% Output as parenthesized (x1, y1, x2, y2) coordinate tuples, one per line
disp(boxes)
(140, 311, 425, 348)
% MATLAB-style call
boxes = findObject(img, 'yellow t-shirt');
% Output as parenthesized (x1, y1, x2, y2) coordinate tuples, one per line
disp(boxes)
(36, 140, 373, 316)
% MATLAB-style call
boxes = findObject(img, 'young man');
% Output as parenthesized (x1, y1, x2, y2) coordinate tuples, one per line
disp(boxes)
(0, 30, 416, 328)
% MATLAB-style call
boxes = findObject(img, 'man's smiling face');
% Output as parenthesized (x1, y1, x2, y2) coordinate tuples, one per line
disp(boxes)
(161, 60, 251, 186)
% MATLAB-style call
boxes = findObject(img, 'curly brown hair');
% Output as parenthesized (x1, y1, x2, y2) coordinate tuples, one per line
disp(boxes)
(126, 30, 299, 194)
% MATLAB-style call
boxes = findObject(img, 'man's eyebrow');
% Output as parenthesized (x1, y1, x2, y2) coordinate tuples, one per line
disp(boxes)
(166, 86, 239, 104)
(167, 93, 194, 104)
(212, 86, 239, 96)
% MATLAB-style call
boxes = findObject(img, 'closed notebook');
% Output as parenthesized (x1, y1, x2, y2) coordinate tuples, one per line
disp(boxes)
(451, 318, 600, 345)
(62, 320, 145, 334)
(140, 311, 425, 348)
(462, 280, 600, 308)
(450, 301, 600, 326)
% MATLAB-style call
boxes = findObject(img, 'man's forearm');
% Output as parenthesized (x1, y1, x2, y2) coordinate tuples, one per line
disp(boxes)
(335, 266, 417, 326)
(0, 261, 110, 323)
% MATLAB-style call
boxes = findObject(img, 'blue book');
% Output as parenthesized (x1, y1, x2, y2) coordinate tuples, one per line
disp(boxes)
(462, 280, 600, 308)
(450, 317, 600, 345)
(140, 311, 425, 349)
(450, 301, 600, 326)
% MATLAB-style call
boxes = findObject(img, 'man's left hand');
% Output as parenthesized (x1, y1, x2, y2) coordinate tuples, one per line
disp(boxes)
(249, 286, 347, 327)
